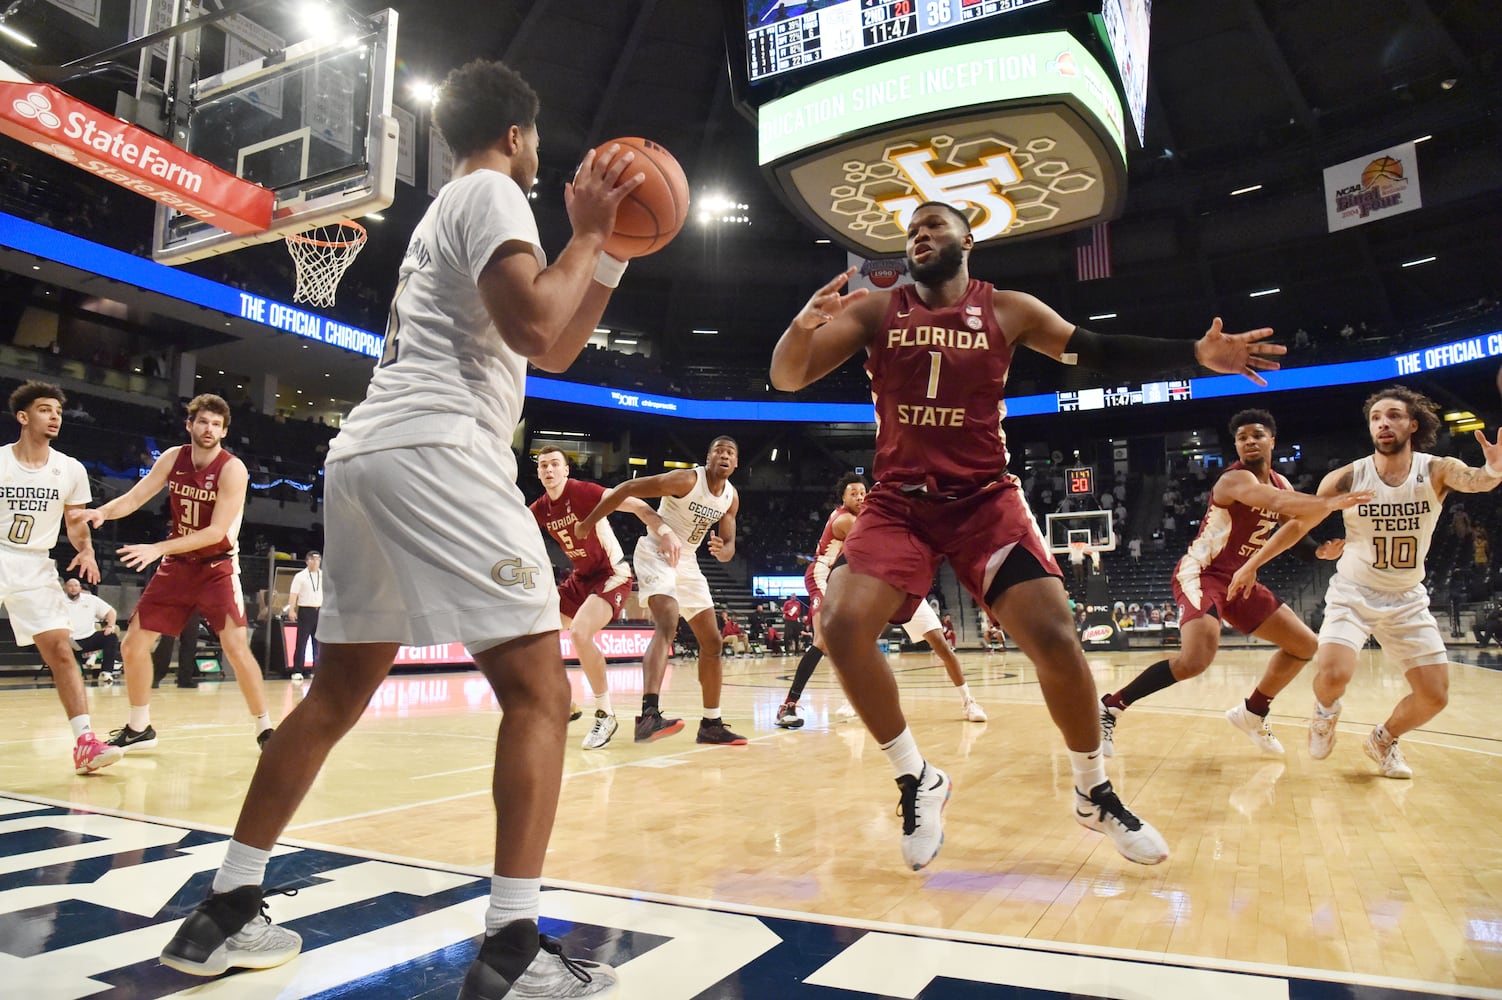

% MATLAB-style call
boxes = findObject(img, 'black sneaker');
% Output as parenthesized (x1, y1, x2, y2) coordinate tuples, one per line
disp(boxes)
(458, 919, 618, 999)
(774, 701, 804, 729)
(633, 710, 685, 743)
(696, 719, 748, 745)
(257, 728, 274, 751)
(106, 724, 158, 753)
(568, 701, 583, 722)
(159, 885, 302, 976)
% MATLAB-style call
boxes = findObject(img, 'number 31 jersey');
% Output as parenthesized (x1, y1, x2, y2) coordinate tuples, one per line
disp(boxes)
(1336, 452, 1440, 592)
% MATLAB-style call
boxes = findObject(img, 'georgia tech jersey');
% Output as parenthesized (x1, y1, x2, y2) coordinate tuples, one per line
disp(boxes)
(0, 445, 89, 555)
(656, 467, 735, 550)
(1336, 453, 1441, 591)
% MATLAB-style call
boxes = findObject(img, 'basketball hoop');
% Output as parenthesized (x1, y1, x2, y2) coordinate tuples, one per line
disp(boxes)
(285, 220, 367, 308)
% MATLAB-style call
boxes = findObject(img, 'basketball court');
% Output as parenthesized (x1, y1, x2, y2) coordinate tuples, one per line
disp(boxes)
(2, 642, 1500, 998)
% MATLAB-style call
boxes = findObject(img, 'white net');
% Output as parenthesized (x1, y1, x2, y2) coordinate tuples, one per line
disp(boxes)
(285, 221, 368, 308)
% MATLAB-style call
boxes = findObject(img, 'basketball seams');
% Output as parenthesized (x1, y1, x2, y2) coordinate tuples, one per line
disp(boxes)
(598, 136, 688, 258)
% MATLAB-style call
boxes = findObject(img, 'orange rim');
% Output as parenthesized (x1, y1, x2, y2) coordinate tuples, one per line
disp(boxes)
(286, 220, 367, 249)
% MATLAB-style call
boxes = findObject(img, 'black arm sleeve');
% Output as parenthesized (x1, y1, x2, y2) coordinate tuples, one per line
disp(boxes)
(1061, 326, 1200, 378)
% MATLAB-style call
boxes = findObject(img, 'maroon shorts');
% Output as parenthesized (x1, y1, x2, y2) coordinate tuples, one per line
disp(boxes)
(1171, 564, 1281, 634)
(842, 479, 1061, 622)
(558, 571, 631, 621)
(134, 556, 246, 635)
(804, 564, 824, 616)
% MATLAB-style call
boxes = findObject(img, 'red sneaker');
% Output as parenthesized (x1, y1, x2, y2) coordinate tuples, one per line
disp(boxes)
(74, 732, 124, 774)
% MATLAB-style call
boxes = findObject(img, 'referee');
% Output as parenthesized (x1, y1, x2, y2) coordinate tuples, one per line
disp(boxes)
(284, 551, 322, 676)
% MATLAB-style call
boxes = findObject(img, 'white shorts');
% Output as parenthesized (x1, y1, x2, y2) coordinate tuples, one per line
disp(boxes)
(0, 548, 69, 646)
(1319, 573, 1446, 669)
(318, 441, 559, 649)
(633, 538, 714, 621)
(901, 599, 942, 643)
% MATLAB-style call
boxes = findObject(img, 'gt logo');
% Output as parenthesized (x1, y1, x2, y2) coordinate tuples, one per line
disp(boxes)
(491, 559, 541, 590)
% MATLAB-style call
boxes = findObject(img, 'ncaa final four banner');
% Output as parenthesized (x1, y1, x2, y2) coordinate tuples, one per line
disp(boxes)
(1323, 141, 1423, 232)
(847, 252, 913, 294)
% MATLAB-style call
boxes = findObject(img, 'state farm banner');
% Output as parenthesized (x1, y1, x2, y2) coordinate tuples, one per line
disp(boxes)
(1323, 141, 1422, 232)
(847, 252, 912, 294)
(0, 81, 274, 235)
(282, 626, 657, 669)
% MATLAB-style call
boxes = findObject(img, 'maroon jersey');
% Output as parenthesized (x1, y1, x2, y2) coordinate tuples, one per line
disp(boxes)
(166, 447, 237, 560)
(1175, 460, 1293, 584)
(866, 279, 1012, 496)
(807, 505, 854, 597)
(529, 479, 629, 581)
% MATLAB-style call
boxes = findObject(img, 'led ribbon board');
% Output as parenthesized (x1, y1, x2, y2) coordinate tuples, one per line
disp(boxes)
(758, 32, 1127, 255)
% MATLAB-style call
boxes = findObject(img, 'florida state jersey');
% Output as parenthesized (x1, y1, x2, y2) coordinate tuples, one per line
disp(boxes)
(866, 279, 1012, 495)
(529, 479, 630, 581)
(1176, 461, 1293, 583)
(166, 447, 238, 559)
(808, 504, 854, 595)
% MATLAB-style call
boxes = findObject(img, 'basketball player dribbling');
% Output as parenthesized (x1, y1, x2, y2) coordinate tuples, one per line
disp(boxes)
(531, 445, 680, 749)
(771, 200, 1284, 870)
(1230, 386, 1502, 779)
(573, 436, 748, 746)
(1099, 409, 1370, 757)
(2, 382, 119, 773)
(776, 473, 986, 728)
(82, 394, 275, 751)
(157, 59, 642, 998)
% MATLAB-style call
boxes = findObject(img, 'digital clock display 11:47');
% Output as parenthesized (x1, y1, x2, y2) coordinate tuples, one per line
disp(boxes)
(863, 0, 917, 44)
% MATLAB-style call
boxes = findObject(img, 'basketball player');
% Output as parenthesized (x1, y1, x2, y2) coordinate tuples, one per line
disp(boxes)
(1229, 386, 1502, 779)
(1098, 409, 1370, 757)
(81, 394, 274, 751)
(157, 59, 639, 996)
(776, 473, 986, 728)
(770, 200, 1282, 869)
(531, 446, 680, 750)
(2, 382, 119, 774)
(573, 436, 747, 745)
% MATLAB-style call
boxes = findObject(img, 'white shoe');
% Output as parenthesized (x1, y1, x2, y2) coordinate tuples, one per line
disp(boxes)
(1074, 781, 1168, 865)
(1225, 703, 1285, 755)
(290, 672, 304, 682)
(895, 763, 951, 871)
(962, 698, 987, 723)
(160, 886, 301, 976)
(581, 711, 619, 750)
(1099, 702, 1121, 758)
(1363, 729, 1413, 779)
(1308, 706, 1341, 760)
(835, 702, 856, 719)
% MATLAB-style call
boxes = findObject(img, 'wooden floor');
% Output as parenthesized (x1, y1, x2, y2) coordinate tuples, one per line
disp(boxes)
(4, 641, 1502, 996)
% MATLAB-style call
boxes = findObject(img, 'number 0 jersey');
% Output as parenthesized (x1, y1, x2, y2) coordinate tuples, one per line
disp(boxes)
(0, 444, 90, 555)
(165, 447, 239, 560)
(866, 279, 1012, 496)
(1336, 453, 1441, 592)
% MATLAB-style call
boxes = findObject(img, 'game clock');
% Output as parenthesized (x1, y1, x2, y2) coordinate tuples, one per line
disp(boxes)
(1067, 467, 1095, 496)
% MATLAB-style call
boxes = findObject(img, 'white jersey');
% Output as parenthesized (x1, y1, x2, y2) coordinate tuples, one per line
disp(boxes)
(0, 444, 90, 555)
(1335, 452, 1442, 592)
(329, 169, 546, 482)
(657, 467, 736, 552)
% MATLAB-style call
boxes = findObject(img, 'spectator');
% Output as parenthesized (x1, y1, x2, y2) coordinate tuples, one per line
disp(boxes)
(721, 612, 748, 656)
(63, 578, 118, 679)
(1128, 537, 1142, 561)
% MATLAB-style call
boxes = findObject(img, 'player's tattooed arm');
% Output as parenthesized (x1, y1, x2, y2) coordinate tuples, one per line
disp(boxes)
(1433, 430, 1502, 496)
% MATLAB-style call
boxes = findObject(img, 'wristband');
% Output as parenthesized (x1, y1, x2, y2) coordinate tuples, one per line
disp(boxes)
(593, 253, 628, 288)
(655, 523, 674, 538)
(1487, 462, 1502, 478)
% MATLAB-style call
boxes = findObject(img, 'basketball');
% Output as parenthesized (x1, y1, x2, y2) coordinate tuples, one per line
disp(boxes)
(1361, 155, 1404, 189)
(595, 137, 689, 259)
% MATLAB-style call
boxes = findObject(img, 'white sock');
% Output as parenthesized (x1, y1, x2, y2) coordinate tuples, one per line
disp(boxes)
(484, 875, 541, 935)
(1315, 699, 1342, 719)
(212, 839, 270, 894)
(129, 705, 150, 731)
(595, 692, 613, 717)
(253, 713, 272, 734)
(702, 706, 721, 720)
(956, 682, 972, 703)
(1070, 747, 1108, 794)
(69, 715, 90, 739)
(878, 727, 925, 780)
(1373, 723, 1394, 746)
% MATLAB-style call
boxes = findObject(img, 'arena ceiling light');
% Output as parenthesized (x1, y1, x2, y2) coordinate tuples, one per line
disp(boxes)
(1088, 312, 1117, 320)
(1412, 134, 1433, 143)
(1248, 287, 1280, 297)
(1230, 184, 1262, 196)
(1401, 255, 1437, 267)
(0, 24, 36, 47)
(691, 329, 719, 335)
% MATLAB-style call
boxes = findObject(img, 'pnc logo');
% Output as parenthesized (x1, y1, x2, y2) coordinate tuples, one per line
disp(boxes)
(13, 92, 60, 129)
(490, 559, 541, 590)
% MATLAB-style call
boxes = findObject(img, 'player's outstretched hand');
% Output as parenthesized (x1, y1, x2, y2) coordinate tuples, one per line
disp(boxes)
(1474, 427, 1502, 472)
(793, 267, 869, 332)
(117, 542, 164, 572)
(1194, 317, 1285, 386)
(1326, 489, 1375, 512)
(70, 508, 107, 529)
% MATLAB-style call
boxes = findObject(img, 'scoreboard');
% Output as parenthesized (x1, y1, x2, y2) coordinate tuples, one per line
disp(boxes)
(746, 0, 1053, 83)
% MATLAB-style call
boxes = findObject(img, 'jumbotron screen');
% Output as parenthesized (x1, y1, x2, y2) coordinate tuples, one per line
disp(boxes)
(745, 0, 1052, 83)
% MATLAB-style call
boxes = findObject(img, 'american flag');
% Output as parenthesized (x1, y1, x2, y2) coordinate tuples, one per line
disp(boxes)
(1074, 222, 1112, 281)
